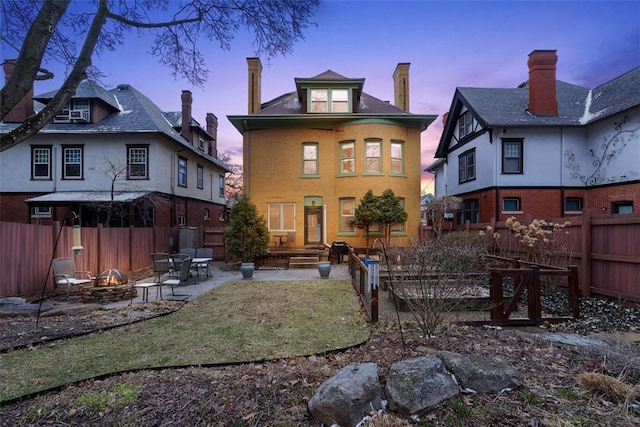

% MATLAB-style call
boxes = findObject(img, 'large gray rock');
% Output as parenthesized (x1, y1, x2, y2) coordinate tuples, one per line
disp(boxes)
(385, 356, 459, 416)
(437, 351, 524, 393)
(308, 362, 381, 427)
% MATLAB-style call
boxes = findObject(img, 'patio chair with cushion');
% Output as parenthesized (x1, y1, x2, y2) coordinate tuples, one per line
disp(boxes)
(52, 257, 94, 298)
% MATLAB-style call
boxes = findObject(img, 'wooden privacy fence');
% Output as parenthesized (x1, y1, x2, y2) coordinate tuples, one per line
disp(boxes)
(422, 211, 640, 303)
(0, 221, 217, 297)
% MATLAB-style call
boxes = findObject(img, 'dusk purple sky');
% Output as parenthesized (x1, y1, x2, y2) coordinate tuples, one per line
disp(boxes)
(19, 0, 640, 192)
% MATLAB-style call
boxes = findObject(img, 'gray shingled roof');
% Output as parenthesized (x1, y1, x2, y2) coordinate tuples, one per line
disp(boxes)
(1, 82, 230, 171)
(33, 80, 120, 110)
(435, 67, 640, 158)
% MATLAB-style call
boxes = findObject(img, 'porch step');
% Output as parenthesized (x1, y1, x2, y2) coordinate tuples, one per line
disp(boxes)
(289, 256, 320, 269)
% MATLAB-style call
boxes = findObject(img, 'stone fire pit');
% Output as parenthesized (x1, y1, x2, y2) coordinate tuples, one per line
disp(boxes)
(80, 268, 137, 303)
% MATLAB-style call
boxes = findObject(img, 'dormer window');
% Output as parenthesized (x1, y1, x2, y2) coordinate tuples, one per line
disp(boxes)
(309, 89, 349, 113)
(54, 99, 90, 123)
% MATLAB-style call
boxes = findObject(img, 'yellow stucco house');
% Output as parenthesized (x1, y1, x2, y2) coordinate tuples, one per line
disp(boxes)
(228, 58, 436, 248)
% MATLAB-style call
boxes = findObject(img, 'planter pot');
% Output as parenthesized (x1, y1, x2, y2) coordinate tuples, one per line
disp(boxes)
(240, 263, 255, 279)
(317, 261, 331, 278)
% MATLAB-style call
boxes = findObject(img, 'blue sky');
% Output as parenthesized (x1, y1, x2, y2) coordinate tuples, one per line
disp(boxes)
(14, 0, 640, 193)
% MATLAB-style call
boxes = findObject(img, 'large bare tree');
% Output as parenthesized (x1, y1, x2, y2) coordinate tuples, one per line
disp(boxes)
(0, 0, 320, 151)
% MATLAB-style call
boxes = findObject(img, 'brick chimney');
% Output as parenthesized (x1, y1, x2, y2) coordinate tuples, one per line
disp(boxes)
(247, 57, 262, 114)
(181, 90, 193, 143)
(206, 113, 218, 157)
(393, 63, 410, 112)
(527, 50, 558, 116)
(3, 60, 35, 123)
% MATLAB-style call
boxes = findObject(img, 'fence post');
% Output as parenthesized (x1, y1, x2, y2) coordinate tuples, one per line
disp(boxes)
(568, 265, 580, 318)
(528, 267, 542, 324)
(581, 210, 591, 297)
(489, 270, 504, 323)
(368, 260, 379, 323)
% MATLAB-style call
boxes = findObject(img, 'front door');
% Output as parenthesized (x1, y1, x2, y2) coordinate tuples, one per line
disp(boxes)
(304, 206, 322, 246)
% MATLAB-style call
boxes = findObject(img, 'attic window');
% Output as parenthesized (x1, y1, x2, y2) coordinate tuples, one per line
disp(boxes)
(54, 99, 90, 123)
(309, 89, 349, 113)
(458, 111, 476, 139)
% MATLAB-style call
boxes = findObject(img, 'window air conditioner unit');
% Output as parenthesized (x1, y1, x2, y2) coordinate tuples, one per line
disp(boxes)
(70, 110, 89, 121)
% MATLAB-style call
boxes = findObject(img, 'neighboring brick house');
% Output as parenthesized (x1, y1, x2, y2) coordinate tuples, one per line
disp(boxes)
(427, 50, 640, 224)
(0, 61, 230, 228)
(228, 58, 436, 248)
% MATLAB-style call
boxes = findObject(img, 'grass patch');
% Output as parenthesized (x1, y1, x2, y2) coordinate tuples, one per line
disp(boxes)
(0, 279, 369, 402)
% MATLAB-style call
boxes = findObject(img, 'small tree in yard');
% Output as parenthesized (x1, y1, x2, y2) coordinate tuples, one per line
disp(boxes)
(350, 190, 380, 249)
(377, 189, 407, 246)
(224, 196, 270, 263)
(384, 232, 489, 337)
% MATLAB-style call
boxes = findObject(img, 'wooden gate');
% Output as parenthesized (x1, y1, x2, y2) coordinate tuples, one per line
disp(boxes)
(203, 227, 225, 260)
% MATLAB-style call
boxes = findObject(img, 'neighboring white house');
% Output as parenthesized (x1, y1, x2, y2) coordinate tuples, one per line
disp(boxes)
(0, 61, 230, 228)
(427, 50, 640, 224)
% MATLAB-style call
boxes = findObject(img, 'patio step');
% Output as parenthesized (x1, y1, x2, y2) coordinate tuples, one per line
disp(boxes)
(289, 256, 319, 269)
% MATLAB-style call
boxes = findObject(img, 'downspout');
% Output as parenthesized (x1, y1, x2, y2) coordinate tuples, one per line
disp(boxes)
(495, 128, 501, 221)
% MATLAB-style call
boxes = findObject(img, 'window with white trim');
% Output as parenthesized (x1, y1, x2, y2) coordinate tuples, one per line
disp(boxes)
(502, 139, 523, 174)
(364, 138, 382, 174)
(63, 146, 83, 179)
(31, 206, 52, 218)
(31, 146, 52, 180)
(127, 145, 148, 179)
(268, 203, 295, 231)
(502, 197, 521, 212)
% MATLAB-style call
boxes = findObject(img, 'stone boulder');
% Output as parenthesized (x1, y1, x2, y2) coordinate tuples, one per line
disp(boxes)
(308, 362, 381, 427)
(385, 356, 459, 416)
(437, 351, 524, 393)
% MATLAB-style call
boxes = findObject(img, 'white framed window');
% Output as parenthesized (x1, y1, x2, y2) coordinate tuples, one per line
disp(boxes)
(339, 198, 355, 233)
(198, 133, 205, 151)
(458, 149, 475, 183)
(63, 146, 83, 179)
(31, 146, 51, 180)
(502, 197, 522, 213)
(268, 203, 295, 231)
(197, 164, 204, 189)
(31, 206, 52, 218)
(340, 141, 355, 175)
(178, 156, 187, 187)
(309, 88, 350, 113)
(177, 215, 186, 226)
(390, 140, 404, 175)
(302, 142, 318, 176)
(502, 139, 523, 174)
(127, 145, 148, 179)
(364, 138, 382, 174)
(54, 99, 90, 122)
